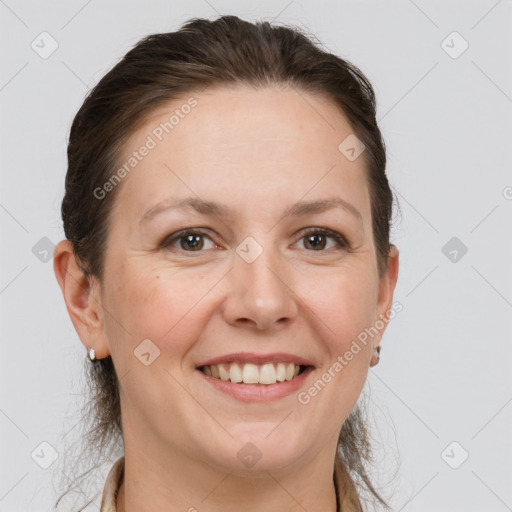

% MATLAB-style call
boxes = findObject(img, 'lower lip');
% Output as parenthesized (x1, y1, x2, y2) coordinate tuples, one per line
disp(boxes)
(197, 366, 315, 402)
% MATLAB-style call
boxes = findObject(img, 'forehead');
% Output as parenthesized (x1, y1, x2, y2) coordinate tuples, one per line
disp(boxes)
(111, 84, 371, 225)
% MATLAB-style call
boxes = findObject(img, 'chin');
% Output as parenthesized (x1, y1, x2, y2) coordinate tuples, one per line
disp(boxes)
(202, 429, 305, 474)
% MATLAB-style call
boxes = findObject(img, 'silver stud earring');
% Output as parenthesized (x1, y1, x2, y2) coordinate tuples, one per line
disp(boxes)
(88, 347, 97, 361)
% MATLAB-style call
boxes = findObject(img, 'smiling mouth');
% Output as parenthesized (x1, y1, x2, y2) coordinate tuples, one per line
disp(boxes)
(199, 362, 310, 385)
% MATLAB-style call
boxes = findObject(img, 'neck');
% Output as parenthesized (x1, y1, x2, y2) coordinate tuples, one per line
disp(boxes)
(116, 442, 339, 512)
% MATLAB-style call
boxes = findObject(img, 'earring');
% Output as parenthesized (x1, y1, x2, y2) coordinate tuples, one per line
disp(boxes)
(370, 345, 381, 367)
(88, 347, 97, 361)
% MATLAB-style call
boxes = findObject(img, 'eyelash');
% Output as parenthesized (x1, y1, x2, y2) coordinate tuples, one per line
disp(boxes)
(159, 227, 350, 254)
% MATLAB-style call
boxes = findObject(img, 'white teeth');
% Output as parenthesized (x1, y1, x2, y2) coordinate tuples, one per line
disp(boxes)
(276, 362, 286, 382)
(259, 363, 277, 384)
(200, 361, 307, 385)
(229, 362, 243, 383)
(218, 363, 230, 382)
(242, 363, 260, 384)
(285, 362, 295, 381)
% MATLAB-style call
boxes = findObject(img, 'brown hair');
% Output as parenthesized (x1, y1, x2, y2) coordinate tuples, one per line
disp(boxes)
(57, 15, 396, 511)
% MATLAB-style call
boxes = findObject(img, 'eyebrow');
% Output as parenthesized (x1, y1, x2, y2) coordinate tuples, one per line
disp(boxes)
(140, 196, 363, 226)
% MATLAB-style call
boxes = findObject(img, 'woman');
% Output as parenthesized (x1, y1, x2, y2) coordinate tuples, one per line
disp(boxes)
(53, 15, 399, 512)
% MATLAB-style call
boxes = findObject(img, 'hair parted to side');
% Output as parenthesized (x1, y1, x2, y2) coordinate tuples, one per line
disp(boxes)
(57, 14, 397, 511)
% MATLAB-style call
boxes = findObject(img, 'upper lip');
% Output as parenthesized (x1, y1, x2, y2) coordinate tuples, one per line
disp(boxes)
(195, 352, 315, 368)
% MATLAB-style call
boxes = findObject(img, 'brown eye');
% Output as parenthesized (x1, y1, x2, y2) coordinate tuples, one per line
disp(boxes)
(179, 233, 204, 251)
(161, 229, 216, 252)
(298, 228, 349, 252)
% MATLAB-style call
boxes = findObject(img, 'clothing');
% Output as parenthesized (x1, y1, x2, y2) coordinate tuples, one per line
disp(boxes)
(100, 456, 124, 512)
(99, 456, 362, 512)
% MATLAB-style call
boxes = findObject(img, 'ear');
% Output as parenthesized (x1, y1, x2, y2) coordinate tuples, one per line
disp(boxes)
(53, 240, 111, 359)
(373, 244, 400, 352)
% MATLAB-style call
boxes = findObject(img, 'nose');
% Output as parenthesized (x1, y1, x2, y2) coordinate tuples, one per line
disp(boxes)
(221, 241, 298, 331)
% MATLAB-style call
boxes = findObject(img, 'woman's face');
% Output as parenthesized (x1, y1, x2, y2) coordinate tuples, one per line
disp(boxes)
(86, 85, 398, 473)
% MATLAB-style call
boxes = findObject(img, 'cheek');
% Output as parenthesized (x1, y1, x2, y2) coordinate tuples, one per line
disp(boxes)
(293, 272, 376, 436)
(309, 268, 378, 352)
(103, 265, 212, 358)
(308, 276, 375, 407)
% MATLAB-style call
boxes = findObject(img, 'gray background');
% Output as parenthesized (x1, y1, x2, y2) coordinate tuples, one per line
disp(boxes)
(1, 1, 511, 511)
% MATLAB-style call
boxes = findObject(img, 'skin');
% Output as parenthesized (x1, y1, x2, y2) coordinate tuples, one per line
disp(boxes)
(54, 84, 399, 512)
